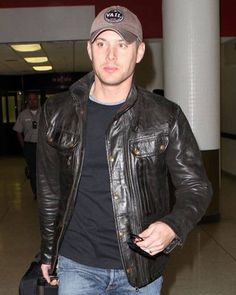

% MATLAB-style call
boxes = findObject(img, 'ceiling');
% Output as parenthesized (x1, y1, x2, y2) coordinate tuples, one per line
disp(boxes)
(1, 37, 236, 76)
(0, 40, 92, 75)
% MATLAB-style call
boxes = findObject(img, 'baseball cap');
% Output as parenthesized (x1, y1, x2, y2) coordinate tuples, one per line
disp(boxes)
(90, 6, 143, 43)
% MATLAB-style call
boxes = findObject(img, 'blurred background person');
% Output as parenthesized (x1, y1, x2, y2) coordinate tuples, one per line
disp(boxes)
(13, 92, 40, 199)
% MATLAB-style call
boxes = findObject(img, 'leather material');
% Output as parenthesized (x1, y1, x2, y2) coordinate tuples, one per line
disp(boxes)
(37, 72, 212, 288)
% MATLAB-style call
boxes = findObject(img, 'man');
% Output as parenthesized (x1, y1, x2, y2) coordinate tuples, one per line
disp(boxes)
(13, 92, 40, 198)
(38, 6, 212, 294)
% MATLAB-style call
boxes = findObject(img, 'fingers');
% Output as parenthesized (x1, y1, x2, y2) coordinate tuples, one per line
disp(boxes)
(146, 248, 156, 256)
(137, 239, 165, 255)
(138, 226, 152, 240)
(135, 221, 176, 255)
(136, 228, 164, 254)
(41, 264, 51, 284)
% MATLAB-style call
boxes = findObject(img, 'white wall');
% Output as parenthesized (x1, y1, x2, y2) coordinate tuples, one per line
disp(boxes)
(0, 6, 94, 42)
(221, 39, 236, 176)
(135, 39, 163, 92)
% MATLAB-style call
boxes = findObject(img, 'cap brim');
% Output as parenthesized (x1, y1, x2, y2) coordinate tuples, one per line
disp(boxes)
(90, 28, 138, 43)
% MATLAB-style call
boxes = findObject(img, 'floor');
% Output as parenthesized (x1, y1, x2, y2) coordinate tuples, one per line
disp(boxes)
(0, 156, 236, 294)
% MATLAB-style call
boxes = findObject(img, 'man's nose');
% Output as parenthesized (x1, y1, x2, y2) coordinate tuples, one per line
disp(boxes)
(106, 46, 117, 60)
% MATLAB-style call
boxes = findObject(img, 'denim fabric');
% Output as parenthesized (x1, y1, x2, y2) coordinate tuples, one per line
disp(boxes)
(58, 256, 163, 295)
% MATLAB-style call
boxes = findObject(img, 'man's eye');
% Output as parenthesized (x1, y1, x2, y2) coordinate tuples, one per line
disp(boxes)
(119, 43, 128, 48)
(95, 41, 104, 47)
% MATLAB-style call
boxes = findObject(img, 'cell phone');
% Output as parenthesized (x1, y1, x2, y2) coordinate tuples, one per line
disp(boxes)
(127, 233, 154, 259)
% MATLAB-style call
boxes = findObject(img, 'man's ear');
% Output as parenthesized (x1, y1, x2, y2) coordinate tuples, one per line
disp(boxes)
(87, 41, 92, 61)
(136, 42, 145, 64)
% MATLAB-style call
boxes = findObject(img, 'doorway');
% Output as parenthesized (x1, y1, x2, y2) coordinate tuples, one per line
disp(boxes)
(0, 92, 24, 155)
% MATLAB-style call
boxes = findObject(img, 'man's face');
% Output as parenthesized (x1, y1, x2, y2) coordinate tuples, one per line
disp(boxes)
(27, 94, 39, 110)
(87, 30, 145, 87)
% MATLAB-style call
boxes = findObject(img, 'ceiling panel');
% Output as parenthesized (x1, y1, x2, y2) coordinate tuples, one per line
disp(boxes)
(42, 41, 74, 72)
(74, 40, 92, 72)
(0, 44, 32, 74)
(0, 41, 92, 75)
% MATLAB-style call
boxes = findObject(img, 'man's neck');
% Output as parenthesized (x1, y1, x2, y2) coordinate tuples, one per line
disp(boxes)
(90, 78, 132, 104)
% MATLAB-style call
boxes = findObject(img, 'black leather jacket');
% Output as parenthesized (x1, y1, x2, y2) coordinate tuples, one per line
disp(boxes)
(37, 72, 212, 288)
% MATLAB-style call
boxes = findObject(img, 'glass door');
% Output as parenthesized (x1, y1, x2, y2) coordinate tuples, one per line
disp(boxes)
(0, 92, 24, 155)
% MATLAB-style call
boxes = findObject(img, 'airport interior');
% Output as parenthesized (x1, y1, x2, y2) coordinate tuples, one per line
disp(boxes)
(0, 1, 236, 294)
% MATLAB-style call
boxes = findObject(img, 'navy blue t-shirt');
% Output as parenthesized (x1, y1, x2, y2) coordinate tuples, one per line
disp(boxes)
(60, 97, 124, 269)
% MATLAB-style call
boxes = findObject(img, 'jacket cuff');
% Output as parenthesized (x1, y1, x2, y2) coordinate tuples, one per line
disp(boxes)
(163, 236, 182, 254)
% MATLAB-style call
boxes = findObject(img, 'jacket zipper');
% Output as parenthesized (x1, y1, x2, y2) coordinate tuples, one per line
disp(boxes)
(104, 106, 134, 276)
(51, 93, 87, 272)
(105, 129, 128, 272)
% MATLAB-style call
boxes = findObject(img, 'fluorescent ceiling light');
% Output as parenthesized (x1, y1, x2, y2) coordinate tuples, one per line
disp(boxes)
(10, 44, 41, 52)
(24, 57, 48, 63)
(33, 65, 52, 71)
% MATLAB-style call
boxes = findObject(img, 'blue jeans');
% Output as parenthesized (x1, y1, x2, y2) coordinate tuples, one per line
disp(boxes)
(58, 256, 163, 295)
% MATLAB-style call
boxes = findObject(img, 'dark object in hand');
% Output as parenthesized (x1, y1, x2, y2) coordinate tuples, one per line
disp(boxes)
(127, 233, 154, 258)
(32, 121, 37, 129)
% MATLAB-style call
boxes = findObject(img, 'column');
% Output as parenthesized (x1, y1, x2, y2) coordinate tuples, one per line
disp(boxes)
(162, 0, 220, 221)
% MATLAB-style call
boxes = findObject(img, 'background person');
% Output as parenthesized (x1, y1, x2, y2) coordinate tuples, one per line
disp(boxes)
(13, 92, 40, 199)
(38, 6, 212, 294)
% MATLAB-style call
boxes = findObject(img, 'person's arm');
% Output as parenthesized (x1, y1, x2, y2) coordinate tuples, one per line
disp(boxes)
(16, 132, 24, 148)
(37, 100, 60, 280)
(161, 106, 212, 241)
(13, 113, 24, 147)
(137, 106, 212, 255)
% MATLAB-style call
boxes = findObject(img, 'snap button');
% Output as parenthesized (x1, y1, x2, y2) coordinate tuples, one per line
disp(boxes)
(113, 193, 119, 200)
(109, 156, 115, 162)
(133, 147, 141, 156)
(126, 267, 132, 274)
(159, 144, 165, 151)
(119, 231, 124, 237)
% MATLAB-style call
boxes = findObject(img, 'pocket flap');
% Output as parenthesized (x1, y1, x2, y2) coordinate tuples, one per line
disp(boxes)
(130, 135, 168, 157)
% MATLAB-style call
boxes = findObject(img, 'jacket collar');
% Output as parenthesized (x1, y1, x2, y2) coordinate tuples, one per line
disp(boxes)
(69, 71, 138, 111)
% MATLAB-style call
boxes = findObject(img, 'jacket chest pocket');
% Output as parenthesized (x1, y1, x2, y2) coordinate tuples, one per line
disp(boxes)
(129, 134, 168, 158)
(46, 127, 80, 173)
(128, 133, 169, 217)
(46, 127, 80, 151)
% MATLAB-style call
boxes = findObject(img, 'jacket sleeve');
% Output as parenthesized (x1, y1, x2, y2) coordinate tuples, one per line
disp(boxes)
(160, 106, 213, 243)
(37, 100, 61, 265)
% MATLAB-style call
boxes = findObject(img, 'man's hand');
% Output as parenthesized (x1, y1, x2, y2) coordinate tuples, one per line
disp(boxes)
(16, 132, 24, 149)
(136, 221, 176, 256)
(41, 264, 51, 283)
